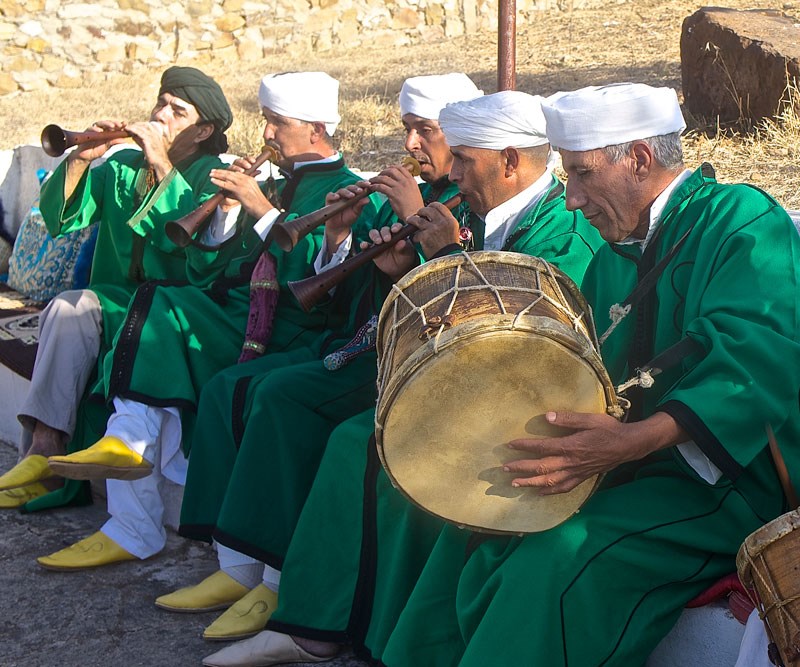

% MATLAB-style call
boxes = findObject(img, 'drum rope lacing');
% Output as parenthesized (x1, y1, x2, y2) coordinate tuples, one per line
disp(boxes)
(747, 548, 800, 635)
(377, 253, 599, 400)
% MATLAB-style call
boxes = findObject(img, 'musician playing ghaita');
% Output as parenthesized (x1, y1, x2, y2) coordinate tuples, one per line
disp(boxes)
(27, 72, 381, 572)
(201, 90, 607, 667)
(162, 73, 484, 645)
(373, 84, 798, 667)
(0, 66, 233, 510)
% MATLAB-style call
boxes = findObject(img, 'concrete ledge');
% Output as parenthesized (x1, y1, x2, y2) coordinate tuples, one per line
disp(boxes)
(647, 601, 745, 666)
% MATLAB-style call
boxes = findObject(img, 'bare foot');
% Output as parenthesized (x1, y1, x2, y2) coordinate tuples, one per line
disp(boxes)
(28, 421, 67, 458)
(292, 636, 340, 658)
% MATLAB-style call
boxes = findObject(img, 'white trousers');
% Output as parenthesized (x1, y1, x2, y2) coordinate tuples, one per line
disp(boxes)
(216, 542, 281, 592)
(18, 289, 102, 453)
(100, 397, 186, 559)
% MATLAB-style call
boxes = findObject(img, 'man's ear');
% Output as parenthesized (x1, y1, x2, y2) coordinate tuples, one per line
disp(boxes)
(309, 121, 327, 143)
(193, 122, 215, 144)
(630, 141, 654, 180)
(503, 147, 520, 176)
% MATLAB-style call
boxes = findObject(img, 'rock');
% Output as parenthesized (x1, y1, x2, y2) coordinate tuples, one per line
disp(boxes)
(681, 7, 800, 123)
(391, 7, 419, 29)
(0, 71, 17, 95)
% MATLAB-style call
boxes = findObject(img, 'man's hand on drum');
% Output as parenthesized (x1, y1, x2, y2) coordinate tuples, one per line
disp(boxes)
(361, 222, 419, 281)
(504, 411, 688, 495)
(405, 201, 461, 260)
(210, 158, 271, 218)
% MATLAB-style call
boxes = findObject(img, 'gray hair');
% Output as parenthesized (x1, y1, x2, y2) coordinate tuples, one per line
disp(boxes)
(602, 132, 684, 170)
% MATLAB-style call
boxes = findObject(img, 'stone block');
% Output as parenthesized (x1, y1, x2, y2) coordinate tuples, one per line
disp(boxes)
(115, 17, 154, 37)
(117, 0, 150, 12)
(187, 0, 213, 18)
(40, 54, 67, 72)
(26, 36, 49, 53)
(681, 7, 800, 123)
(392, 7, 419, 29)
(0, 21, 16, 40)
(0, 0, 26, 17)
(425, 2, 443, 25)
(236, 36, 261, 60)
(222, 0, 244, 11)
(215, 13, 245, 32)
(94, 42, 127, 63)
(0, 71, 17, 95)
(7, 55, 37, 72)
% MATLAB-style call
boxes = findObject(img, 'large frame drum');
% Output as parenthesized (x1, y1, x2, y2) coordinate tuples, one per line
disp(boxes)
(375, 251, 620, 535)
(737, 508, 800, 666)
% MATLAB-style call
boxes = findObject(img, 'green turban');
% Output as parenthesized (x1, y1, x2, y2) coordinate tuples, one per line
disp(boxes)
(159, 66, 233, 133)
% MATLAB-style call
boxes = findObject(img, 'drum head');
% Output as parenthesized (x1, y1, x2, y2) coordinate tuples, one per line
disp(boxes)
(378, 323, 608, 534)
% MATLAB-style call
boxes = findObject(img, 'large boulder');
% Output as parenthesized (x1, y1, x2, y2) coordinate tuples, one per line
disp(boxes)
(681, 7, 800, 123)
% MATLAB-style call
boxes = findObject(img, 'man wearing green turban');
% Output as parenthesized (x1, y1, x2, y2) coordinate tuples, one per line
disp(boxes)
(0, 66, 232, 511)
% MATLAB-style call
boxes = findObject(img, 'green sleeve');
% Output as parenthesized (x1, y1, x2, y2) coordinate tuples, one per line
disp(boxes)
(39, 157, 108, 237)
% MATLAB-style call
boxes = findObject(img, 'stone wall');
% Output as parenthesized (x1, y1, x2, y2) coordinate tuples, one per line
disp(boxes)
(0, 0, 603, 95)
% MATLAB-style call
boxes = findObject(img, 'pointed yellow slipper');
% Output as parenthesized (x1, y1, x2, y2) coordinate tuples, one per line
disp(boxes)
(0, 455, 54, 491)
(48, 435, 153, 481)
(37, 531, 137, 571)
(203, 584, 279, 642)
(0, 482, 49, 508)
(155, 570, 250, 613)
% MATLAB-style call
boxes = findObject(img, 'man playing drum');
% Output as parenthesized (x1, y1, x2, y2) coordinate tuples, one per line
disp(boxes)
(0, 66, 232, 509)
(31, 72, 380, 572)
(373, 83, 800, 667)
(202, 90, 606, 667)
(165, 73, 484, 645)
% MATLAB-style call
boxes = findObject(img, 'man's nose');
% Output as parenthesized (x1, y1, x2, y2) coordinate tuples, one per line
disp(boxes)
(404, 130, 420, 152)
(564, 181, 586, 212)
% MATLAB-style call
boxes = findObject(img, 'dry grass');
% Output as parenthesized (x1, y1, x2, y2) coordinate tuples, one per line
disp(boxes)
(3, 0, 800, 207)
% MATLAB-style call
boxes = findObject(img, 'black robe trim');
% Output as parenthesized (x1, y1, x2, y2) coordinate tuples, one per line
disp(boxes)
(659, 400, 743, 481)
(177, 523, 215, 544)
(212, 529, 285, 572)
(106, 279, 187, 403)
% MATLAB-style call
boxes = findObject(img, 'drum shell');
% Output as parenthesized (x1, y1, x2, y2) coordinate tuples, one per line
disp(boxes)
(737, 508, 800, 666)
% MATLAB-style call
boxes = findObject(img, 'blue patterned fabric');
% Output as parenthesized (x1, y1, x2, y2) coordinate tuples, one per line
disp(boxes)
(7, 171, 97, 303)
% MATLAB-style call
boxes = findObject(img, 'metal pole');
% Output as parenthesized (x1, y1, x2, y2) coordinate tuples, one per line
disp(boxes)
(497, 0, 516, 91)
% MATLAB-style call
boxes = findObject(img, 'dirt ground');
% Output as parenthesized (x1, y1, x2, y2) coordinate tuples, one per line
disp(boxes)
(1, 0, 799, 206)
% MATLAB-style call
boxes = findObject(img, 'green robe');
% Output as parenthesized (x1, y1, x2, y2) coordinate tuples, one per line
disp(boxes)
(24, 158, 371, 513)
(39, 148, 226, 351)
(178, 180, 475, 565)
(266, 177, 606, 660)
(377, 166, 800, 666)
(23, 148, 224, 513)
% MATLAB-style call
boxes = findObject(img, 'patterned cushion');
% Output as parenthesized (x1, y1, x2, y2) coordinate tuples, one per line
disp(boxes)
(7, 178, 97, 303)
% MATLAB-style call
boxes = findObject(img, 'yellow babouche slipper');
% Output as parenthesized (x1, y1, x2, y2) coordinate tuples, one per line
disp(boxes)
(47, 435, 153, 481)
(37, 531, 137, 571)
(0, 455, 54, 491)
(155, 570, 250, 613)
(0, 482, 49, 508)
(203, 584, 279, 642)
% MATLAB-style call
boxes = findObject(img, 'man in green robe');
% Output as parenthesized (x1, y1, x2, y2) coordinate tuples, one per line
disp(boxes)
(0, 66, 232, 509)
(378, 84, 797, 667)
(157, 73, 485, 644)
(34, 72, 378, 573)
(202, 91, 606, 667)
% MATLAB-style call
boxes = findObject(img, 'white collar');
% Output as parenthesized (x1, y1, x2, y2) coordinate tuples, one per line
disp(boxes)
(482, 168, 554, 250)
(292, 152, 341, 172)
(618, 168, 692, 250)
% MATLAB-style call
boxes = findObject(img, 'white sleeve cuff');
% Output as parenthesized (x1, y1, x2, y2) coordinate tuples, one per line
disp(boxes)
(201, 204, 241, 245)
(314, 232, 353, 275)
(253, 208, 282, 241)
(676, 441, 723, 484)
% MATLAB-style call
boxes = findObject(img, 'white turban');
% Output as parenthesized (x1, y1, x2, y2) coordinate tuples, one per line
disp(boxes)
(542, 83, 687, 151)
(438, 90, 549, 150)
(399, 73, 483, 120)
(258, 72, 341, 136)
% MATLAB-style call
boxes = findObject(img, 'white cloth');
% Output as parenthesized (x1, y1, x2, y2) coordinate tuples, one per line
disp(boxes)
(439, 90, 549, 150)
(100, 398, 186, 558)
(259, 72, 341, 135)
(542, 83, 687, 151)
(483, 168, 554, 251)
(734, 608, 772, 667)
(216, 542, 264, 590)
(399, 73, 483, 120)
(261, 564, 281, 593)
(18, 289, 103, 449)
